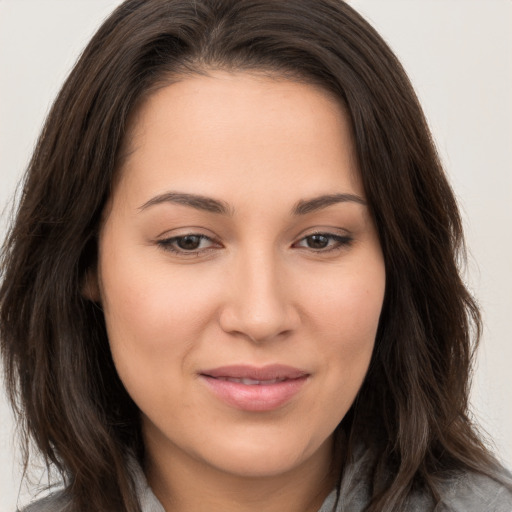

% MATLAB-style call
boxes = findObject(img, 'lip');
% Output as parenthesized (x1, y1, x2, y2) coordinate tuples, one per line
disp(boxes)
(199, 365, 309, 412)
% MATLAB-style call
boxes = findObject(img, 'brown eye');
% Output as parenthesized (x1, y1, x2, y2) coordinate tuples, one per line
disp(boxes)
(176, 235, 203, 250)
(306, 234, 329, 249)
(294, 233, 353, 252)
(157, 234, 219, 255)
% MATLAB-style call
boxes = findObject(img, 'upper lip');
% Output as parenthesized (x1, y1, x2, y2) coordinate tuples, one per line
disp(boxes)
(200, 364, 308, 380)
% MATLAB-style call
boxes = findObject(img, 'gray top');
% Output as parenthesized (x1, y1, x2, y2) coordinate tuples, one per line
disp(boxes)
(21, 446, 512, 512)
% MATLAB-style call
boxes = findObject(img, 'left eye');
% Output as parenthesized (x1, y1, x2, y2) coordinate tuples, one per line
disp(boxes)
(294, 233, 352, 251)
(158, 234, 217, 253)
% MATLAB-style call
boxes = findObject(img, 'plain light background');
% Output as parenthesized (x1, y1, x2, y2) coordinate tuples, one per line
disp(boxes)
(1, 1, 511, 510)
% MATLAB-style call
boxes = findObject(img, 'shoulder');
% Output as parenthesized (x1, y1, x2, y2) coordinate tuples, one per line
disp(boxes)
(338, 440, 512, 512)
(17, 490, 70, 512)
(433, 469, 512, 512)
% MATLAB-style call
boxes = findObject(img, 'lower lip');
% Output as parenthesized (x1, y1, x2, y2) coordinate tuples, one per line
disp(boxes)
(200, 375, 308, 412)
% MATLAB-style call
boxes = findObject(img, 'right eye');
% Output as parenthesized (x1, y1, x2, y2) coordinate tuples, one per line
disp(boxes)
(157, 234, 219, 255)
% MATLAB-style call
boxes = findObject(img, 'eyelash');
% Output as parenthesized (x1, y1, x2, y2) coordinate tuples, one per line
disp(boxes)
(293, 233, 353, 252)
(157, 234, 218, 256)
(156, 232, 353, 256)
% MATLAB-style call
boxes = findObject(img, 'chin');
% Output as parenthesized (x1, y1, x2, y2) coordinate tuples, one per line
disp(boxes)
(199, 430, 331, 479)
(209, 452, 305, 479)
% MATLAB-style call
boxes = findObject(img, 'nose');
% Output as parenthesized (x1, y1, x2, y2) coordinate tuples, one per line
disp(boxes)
(218, 249, 300, 343)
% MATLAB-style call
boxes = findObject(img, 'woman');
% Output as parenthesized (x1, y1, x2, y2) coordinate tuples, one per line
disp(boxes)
(1, 1, 511, 511)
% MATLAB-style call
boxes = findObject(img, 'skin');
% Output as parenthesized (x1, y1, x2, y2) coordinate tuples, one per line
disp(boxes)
(90, 71, 386, 512)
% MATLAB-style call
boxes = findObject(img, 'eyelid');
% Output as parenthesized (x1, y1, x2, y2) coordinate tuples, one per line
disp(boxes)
(156, 232, 222, 256)
(155, 225, 217, 239)
(293, 224, 351, 239)
(292, 230, 354, 253)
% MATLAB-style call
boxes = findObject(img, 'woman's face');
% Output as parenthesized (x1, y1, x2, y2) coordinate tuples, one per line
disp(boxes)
(93, 71, 385, 481)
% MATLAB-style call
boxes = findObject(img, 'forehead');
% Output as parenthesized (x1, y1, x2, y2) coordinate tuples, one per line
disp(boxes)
(116, 71, 362, 206)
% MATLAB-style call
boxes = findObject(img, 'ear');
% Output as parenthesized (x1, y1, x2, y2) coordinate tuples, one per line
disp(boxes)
(81, 267, 101, 303)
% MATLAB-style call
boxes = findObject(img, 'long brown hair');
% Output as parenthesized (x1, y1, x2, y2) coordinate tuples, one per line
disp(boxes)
(0, 1, 506, 510)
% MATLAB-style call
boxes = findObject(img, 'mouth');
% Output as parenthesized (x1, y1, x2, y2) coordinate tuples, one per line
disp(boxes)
(199, 364, 309, 411)
(201, 364, 308, 381)
(212, 376, 288, 385)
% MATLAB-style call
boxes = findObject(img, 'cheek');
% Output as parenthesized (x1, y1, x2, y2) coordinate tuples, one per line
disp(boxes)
(304, 259, 385, 403)
(305, 257, 385, 345)
(100, 241, 220, 343)
(97, 248, 222, 407)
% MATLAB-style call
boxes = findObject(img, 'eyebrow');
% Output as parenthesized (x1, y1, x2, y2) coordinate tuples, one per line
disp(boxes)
(138, 191, 366, 216)
(139, 192, 233, 215)
(292, 193, 367, 215)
